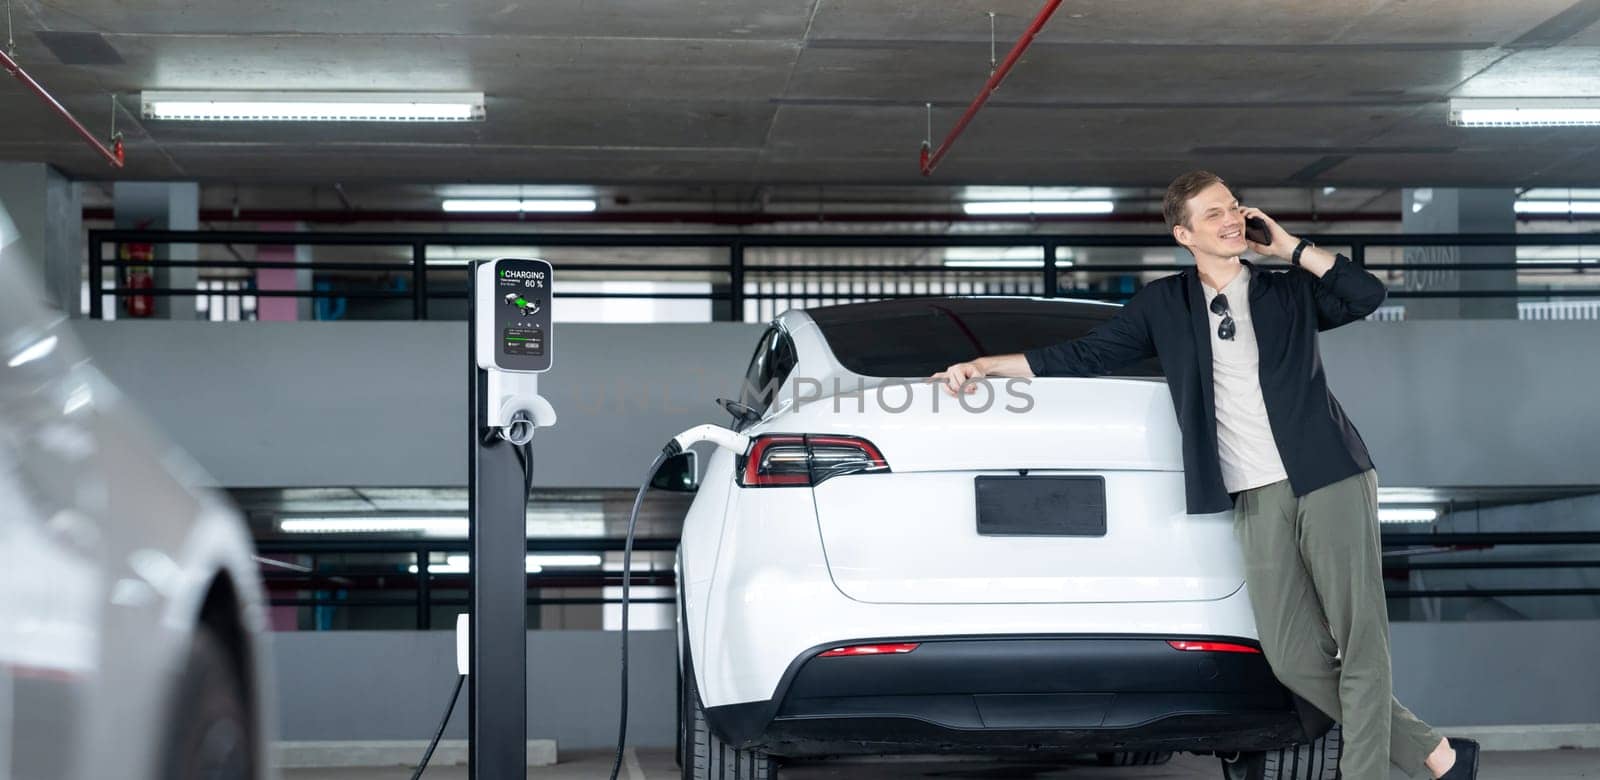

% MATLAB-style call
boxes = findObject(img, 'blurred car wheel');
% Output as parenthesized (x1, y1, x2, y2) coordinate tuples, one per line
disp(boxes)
(163, 627, 252, 780)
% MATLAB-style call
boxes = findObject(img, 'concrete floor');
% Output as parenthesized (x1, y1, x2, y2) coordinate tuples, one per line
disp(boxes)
(283, 746, 1600, 779)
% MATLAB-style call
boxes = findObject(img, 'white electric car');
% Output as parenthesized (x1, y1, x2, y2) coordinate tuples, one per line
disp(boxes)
(676, 296, 1339, 780)
(0, 267, 271, 780)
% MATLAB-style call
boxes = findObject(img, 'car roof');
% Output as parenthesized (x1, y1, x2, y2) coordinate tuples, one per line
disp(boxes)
(797, 295, 1122, 328)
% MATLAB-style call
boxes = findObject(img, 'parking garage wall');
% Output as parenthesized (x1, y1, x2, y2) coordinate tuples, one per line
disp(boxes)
(72, 319, 1600, 490)
(271, 629, 678, 748)
(72, 320, 760, 488)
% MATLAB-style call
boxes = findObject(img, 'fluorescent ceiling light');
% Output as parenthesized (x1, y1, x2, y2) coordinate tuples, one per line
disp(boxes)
(529, 554, 604, 567)
(961, 186, 1115, 201)
(1513, 200, 1600, 215)
(410, 554, 473, 574)
(7, 335, 58, 368)
(1378, 488, 1445, 504)
(441, 199, 597, 213)
(142, 91, 485, 122)
(944, 259, 1055, 268)
(1516, 246, 1600, 263)
(278, 517, 619, 543)
(278, 516, 469, 536)
(1521, 188, 1600, 200)
(944, 247, 1041, 261)
(424, 246, 544, 266)
(943, 249, 1077, 268)
(1448, 98, 1600, 128)
(963, 200, 1115, 216)
(1378, 507, 1439, 524)
(408, 554, 588, 575)
(441, 185, 596, 199)
(942, 247, 1076, 268)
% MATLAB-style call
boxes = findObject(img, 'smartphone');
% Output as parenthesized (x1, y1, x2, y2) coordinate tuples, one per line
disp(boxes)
(1244, 216, 1272, 245)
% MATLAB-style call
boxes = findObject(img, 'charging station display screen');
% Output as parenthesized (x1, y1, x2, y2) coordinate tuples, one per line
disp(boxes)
(503, 326, 544, 356)
(493, 259, 553, 372)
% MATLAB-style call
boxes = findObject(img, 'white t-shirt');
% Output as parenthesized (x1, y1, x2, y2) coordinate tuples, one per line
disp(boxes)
(1201, 265, 1289, 493)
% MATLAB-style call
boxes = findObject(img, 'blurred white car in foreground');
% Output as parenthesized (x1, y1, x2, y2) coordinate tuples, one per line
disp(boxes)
(0, 265, 271, 780)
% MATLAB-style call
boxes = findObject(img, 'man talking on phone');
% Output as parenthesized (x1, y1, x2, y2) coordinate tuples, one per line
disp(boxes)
(932, 171, 1477, 780)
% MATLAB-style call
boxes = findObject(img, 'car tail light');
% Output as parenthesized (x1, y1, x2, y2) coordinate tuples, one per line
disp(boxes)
(739, 434, 889, 488)
(1167, 640, 1262, 654)
(819, 643, 919, 658)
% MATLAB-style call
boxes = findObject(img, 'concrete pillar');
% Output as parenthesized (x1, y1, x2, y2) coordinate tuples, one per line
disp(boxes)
(112, 182, 200, 320)
(1400, 188, 1518, 319)
(0, 163, 84, 315)
(255, 222, 313, 321)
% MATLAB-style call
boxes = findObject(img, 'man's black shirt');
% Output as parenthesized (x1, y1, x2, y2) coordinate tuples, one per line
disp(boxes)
(1023, 255, 1387, 514)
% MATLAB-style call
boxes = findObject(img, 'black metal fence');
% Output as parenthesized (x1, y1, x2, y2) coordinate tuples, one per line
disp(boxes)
(87, 228, 1600, 322)
(256, 537, 678, 631)
(254, 532, 1600, 631)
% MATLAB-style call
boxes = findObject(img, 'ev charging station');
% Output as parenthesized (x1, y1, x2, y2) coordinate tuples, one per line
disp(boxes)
(468, 257, 556, 779)
(462, 256, 750, 780)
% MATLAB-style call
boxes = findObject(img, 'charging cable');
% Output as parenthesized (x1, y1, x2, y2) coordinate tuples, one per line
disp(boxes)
(412, 432, 537, 778)
(415, 414, 749, 780)
(608, 425, 751, 780)
(408, 674, 465, 780)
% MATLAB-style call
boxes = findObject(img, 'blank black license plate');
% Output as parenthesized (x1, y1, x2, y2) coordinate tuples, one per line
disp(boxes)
(974, 476, 1106, 537)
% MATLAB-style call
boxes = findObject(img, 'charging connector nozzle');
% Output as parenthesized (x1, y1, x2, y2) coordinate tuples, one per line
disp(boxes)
(669, 424, 751, 457)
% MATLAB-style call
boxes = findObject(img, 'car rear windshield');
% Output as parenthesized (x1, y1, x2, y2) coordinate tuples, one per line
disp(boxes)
(809, 300, 1164, 379)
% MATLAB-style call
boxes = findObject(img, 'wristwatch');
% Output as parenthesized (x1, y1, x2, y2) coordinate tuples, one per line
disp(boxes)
(1291, 238, 1313, 268)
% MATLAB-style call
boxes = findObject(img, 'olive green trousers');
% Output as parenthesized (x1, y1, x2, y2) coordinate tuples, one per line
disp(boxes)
(1234, 469, 1442, 780)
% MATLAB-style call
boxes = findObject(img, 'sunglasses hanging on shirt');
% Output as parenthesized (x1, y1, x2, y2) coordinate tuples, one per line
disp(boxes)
(1210, 294, 1236, 341)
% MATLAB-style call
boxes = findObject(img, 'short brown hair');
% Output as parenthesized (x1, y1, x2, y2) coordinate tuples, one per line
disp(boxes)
(1163, 170, 1226, 231)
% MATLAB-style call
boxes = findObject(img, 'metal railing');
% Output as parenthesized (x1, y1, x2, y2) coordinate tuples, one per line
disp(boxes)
(1367, 300, 1600, 322)
(86, 228, 1600, 322)
(254, 531, 1600, 630)
(1519, 299, 1600, 320)
(256, 537, 677, 631)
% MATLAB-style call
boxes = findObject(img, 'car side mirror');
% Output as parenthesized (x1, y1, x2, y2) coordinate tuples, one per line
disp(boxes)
(715, 398, 762, 429)
(650, 450, 700, 493)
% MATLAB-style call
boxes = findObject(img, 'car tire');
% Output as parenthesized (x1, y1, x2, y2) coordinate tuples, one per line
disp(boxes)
(1098, 751, 1174, 766)
(674, 660, 685, 769)
(1219, 723, 1342, 780)
(675, 570, 687, 770)
(163, 626, 253, 780)
(681, 659, 779, 780)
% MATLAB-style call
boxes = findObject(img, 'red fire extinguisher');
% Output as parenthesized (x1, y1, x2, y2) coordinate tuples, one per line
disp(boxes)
(121, 242, 155, 318)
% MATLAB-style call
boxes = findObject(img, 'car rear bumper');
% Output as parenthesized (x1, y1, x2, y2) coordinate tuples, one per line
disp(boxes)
(704, 636, 1328, 758)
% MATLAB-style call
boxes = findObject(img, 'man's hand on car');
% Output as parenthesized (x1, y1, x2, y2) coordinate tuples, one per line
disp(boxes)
(931, 359, 987, 397)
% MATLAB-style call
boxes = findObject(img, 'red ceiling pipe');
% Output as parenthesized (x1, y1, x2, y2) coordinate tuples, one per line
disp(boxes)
(921, 0, 1064, 176)
(0, 49, 124, 168)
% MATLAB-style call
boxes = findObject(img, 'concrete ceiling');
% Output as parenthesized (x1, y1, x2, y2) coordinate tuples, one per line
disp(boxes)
(5, 0, 1600, 188)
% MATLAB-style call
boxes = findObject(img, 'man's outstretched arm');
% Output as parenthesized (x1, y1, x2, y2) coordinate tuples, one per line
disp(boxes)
(931, 296, 1156, 396)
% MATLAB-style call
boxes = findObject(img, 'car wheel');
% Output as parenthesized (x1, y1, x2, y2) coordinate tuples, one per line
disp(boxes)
(681, 660, 778, 780)
(163, 626, 253, 780)
(1098, 751, 1174, 766)
(1219, 723, 1342, 780)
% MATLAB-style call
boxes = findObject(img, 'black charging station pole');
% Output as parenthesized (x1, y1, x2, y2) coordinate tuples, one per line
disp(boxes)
(467, 259, 527, 779)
